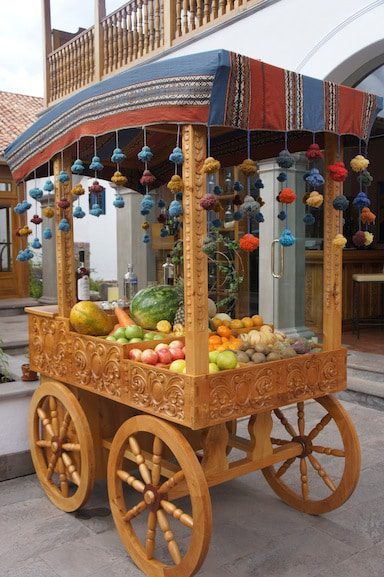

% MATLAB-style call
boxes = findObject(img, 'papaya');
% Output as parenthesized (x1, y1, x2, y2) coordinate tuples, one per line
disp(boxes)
(69, 301, 116, 336)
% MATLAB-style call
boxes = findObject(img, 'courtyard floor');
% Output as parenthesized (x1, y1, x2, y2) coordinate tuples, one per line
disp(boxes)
(1, 398, 384, 577)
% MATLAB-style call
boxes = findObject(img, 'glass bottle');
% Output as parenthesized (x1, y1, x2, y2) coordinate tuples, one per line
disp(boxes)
(124, 264, 138, 305)
(76, 250, 90, 301)
(163, 254, 175, 286)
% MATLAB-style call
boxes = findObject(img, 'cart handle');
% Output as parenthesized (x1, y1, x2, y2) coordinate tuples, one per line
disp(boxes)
(271, 239, 284, 279)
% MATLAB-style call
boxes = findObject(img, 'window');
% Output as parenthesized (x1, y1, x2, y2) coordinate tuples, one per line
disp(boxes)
(88, 190, 106, 215)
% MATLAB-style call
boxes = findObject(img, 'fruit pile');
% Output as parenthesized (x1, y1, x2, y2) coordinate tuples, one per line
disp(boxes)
(128, 341, 186, 372)
(235, 335, 318, 364)
(208, 350, 238, 373)
(106, 324, 168, 344)
(210, 313, 264, 331)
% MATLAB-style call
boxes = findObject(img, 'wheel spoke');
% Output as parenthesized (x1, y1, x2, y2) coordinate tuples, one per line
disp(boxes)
(152, 436, 163, 486)
(58, 457, 69, 497)
(275, 457, 296, 478)
(58, 411, 71, 440)
(271, 438, 290, 446)
(161, 499, 193, 529)
(37, 407, 55, 438)
(307, 413, 332, 442)
(297, 402, 305, 436)
(61, 443, 81, 452)
(158, 470, 185, 495)
(312, 445, 345, 457)
(300, 458, 309, 500)
(36, 439, 51, 448)
(123, 500, 147, 522)
(157, 509, 182, 564)
(61, 451, 80, 486)
(46, 452, 59, 481)
(116, 469, 145, 493)
(274, 409, 297, 438)
(308, 454, 336, 492)
(146, 511, 157, 560)
(128, 435, 152, 485)
(49, 396, 59, 436)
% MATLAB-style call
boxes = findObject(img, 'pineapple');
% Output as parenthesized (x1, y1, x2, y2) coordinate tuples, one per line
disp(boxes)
(173, 278, 185, 335)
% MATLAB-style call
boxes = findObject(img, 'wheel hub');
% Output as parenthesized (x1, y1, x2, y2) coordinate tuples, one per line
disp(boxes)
(144, 484, 165, 512)
(292, 435, 312, 458)
(51, 435, 63, 456)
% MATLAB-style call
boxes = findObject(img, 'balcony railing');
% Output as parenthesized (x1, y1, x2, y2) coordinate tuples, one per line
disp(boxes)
(45, 0, 262, 104)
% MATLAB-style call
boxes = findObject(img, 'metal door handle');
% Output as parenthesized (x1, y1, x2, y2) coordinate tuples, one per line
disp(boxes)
(271, 239, 284, 279)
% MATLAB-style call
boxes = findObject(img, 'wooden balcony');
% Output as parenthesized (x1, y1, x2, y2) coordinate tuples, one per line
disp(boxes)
(43, 0, 262, 105)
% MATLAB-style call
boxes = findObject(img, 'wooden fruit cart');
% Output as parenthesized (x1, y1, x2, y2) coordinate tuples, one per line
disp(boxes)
(6, 50, 382, 577)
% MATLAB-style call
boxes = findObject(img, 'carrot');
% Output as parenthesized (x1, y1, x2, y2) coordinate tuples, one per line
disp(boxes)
(109, 323, 121, 335)
(115, 307, 136, 327)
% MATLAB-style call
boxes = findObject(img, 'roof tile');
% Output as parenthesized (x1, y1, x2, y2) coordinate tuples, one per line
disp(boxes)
(0, 91, 43, 155)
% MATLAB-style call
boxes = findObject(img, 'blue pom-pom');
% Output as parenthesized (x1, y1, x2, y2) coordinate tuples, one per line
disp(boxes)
(169, 146, 183, 165)
(175, 192, 183, 201)
(58, 218, 70, 232)
(43, 227, 52, 239)
(142, 233, 150, 243)
(254, 178, 264, 189)
(31, 237, 42, 249)
(158, 199, 166, 209)
(138, 146, 153, 163)
(277, 210, 287, 221)
(14, 202, 30, 214)
(58, 170, 70, 183)
(353, 191, 370, 209)
(279, 228, 295, 246)
(71, 159, 85, 174)
(305, 168, 324, 188)
(211, 218, 222, 228)
(213, 185, 223, 195)
(29, 187, 43, 200)
(24, 248, 34, 260)
(233, 211, 243, 221)
(89, 156, 104, 172)
(160, 227, 169, 237)
(169, 200, 183, 218)
(233, 181, 243, 192)
(140, 194, 155, 214)
(113, 195, 125, 208)
(43, 179, 55, 191)
(16, 249, 27, 262)
(276, 150, 295, 169)
(90, 203, 103, 217)
(277, 172, 287, 183)
(303, 213, 315, 225)
(333, 195, 349, 211)
(255, 212, 264, 223)
(73, 205, 86, 218)
(111, 147, 126, 164)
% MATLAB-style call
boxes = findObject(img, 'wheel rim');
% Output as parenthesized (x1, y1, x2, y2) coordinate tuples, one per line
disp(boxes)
(29, 381, 95, 512)
(108, 415, 212, 577)
(262, 395, 361, 515)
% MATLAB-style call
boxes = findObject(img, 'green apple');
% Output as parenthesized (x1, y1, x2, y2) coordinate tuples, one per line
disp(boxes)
(208, 350, 219, 364)
(169, 359, 186, 373)
(144, 332, 157, 341)
(125, 325, 144, 340)
(129, 337, 143, 343)
(209, 362, 220, 373)
(106, 335, 116, 341)
(116, 337, 130, 344)
(114, 327, 127, 340)
(216, 350, 238, 370)
(153, 333, 166, 340)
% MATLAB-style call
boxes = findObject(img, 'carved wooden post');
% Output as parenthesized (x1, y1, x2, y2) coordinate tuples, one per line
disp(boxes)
(323, 133, 343, 350)
(95, 0, 106, 80)
(53, 153, 76, 317)
(182, 125, 209, 375)
(42, 0, 52, 105)
(163, 0, 176, 47)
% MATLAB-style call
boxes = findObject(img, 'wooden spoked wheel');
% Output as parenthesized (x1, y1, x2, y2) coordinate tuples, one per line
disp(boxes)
(29, 380, 95, 512)
(262, 395, 360, 515)
(108, 415, 212, 577)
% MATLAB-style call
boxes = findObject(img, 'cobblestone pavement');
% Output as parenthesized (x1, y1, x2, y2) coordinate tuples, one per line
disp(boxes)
(1, 399, 384, 577)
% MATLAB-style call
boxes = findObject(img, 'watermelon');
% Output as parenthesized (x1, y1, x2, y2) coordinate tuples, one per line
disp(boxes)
(130, 285, 179, 329)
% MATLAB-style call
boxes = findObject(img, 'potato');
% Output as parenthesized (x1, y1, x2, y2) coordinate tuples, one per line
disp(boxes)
(236, 351, 251, 363)
(245, 348, 255, 358)
(251, 352, 266, 363)
(255, 343, 270, 354)
(266, 352, 281, 362)
(280, 348, 297, 358)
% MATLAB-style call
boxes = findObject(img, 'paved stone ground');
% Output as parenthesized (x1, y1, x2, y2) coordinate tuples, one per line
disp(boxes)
(1, 398, 384, 577)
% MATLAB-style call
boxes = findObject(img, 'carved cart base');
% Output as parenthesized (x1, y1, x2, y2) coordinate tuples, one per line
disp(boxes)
(28, 307, 360, 577)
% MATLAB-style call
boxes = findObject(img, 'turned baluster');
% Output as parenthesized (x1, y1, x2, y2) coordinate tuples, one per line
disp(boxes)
(219, 0, 226, 15)
(132, 2, 138, 60)
(121, 6, 128, 64)
(154, 0, 160, 47)
(68, 40, 75, 93)
(84, 32, 90, 84)
(196, 0, 203, 26)
(49, 54, 56, 101)
(74, 37, 80, 90)
(175, 0, 182, 36)
(212, 0, 218, 19)
(182, 0, 189, 33)
(160, 1, 164, 46)
(203, 0, 210, 24)
(143, 0, 149, 53)
(137, 0, 144, 57)
(89, 31, 95, 81)
(127, 5, 133, 61)
(189, 0, 196, 30)
(112, 13, 118, 71)
(78, 35, 85, 87)
(108, 16, 114, 72)
(117, 9, 123, 66)
(148, 0, 154, 50)
(62, 46, 68, 97)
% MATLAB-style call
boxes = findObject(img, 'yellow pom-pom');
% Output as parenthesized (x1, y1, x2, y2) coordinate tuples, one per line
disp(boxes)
(239, 158, 257, 176)
(71, 184, 85, 196)
(306, 191, 324, 208)
(141, 221, 150, 230)
(364, 231, 374, 246)
(333, 233, 347, 248)
(42, 207, 54, 218)
(167, 174, 184, 192)
(20, 226, 32, 236)
(350, 155, 369, 173)
(202, 157, 221, 174)
(111, 171, 127, 187)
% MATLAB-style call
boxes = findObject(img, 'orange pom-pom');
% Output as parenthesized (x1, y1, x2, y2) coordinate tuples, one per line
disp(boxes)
(240, 233, 259, 252)
(278, 188, 296, 204)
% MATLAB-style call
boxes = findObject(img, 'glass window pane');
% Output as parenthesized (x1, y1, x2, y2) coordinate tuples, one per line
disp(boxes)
(0, 206, 12, 272)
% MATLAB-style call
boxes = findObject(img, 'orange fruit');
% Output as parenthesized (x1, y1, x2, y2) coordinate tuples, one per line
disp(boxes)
(241, 317, 253, 328)
(210, 317, 222, 330)
(229, 319, 244, 330)
(217, 325, 232, 338)
(252, 314, 264, 327)
(209, 334, 222, 345)
(208, 344, 215, 352)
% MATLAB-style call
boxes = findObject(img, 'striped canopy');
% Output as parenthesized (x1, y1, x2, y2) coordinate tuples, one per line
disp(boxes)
(5, 49, 383, 181)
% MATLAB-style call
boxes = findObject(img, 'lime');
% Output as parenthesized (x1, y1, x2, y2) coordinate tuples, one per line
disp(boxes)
(216, 350, 238, 370)
(125, 325, 144, 340)
(208, 350, 219, 364)
(209, 362, 220, 373)
(153, 333, 166, 340)
(106, 335, 116, 341)
(144, 332, 157, 341)
(114, 327, 126, 340)
(116, 337, 130, 344)
(129, 337, 143, 343)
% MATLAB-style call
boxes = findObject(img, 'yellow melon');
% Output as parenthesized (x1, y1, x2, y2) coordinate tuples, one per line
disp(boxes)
(69, 301, 116, 336)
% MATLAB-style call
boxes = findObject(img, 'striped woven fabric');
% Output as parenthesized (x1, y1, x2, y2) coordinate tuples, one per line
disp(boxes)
(4, 49, 382, 180)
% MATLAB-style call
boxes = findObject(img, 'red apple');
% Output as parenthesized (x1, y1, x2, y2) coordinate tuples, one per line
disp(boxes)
(154, 343, 169, 352)
(157, 348, 173, 365)
(170, 346, 185, 360)
(169, 340, 183, 349)
(141, 349, 158, 365)
(128, 348, 142, 361)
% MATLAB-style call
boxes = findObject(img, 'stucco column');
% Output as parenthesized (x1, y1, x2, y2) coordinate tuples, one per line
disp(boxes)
(258, 154, 311, 336)
(116, 189, 156, 299)
(38, 194, 57, 304)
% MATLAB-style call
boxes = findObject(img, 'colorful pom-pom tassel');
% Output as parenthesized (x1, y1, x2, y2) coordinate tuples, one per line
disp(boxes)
(89, 156, 104, 172)
(278, 188, 296, 204)
(29, 187, 43, 200)
(88, 180, 104, 194)
(167, 175, 184, 193)
(58, 170, 70, 183)
(43, 179, 54, 192)
(277, 210, 287, 221)
(111, 171, 128, 187)
(357, 170, 373, 187)
(142, 233, 150, 244)
(200, 194, 217, 211)
(141, 221, 150, 230)
(42, 207, 55, 218)
(72, 184, 85, 196)
(276, 150, 294, 169)
(350, 155, 369, 173)
(239, 159, 257, 176)
(169, 147, 183, 165)
(279, 229, 295, 246)
(113, 195, 125, 208)
(303, 213, 315, 225)
(240, 233, 259, 252)
(364, 231, 374, 246)
(254, 212, 264, 223)
(333, 195, 349, 211)
(138, 146, 153, 163)
(305, 143, 323, 160)
(140, 194, 155, 215)
(58, 218, 70, 232)
(169, 199, 183, 217)
(14, 201, 31, 214)
(140, 170, 156, 186)
(333, 234, 347, 248)
(277, 172, 287, 183)
(353, 192, 370, 209)
(31, 237, 42, 249)
(306, 191, 323, 208)
(305, 168, 324, 188)
(31, 214, 43, 225)
(73, 206, 86, 218)
(111, 147, 126, 164)
(43, 228, 52, 239)
(57, 198, 70, 210)
(352, 230, 366, 247)
(328, 161, 348, 182)
(202, 157, 221, 174)
(90, 203, 103, 217)
(254, 178, 264, 189)
(360, 207, 376, 224)
(71, 159, 85, 174)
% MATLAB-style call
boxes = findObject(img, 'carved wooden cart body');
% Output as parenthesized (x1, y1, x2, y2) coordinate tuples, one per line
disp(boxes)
(6, 50, 382, 577)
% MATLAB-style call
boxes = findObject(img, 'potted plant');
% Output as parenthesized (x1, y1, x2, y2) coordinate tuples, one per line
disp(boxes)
(0, 338, 13, 383)
(21, 352, 39, 382)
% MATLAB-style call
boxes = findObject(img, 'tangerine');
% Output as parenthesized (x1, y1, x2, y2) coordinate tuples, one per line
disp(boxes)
(217, 325, 232, 338)
(229, 319, 244, 330)
(209, 334, 222, 345)
(241, 317, 253, 328)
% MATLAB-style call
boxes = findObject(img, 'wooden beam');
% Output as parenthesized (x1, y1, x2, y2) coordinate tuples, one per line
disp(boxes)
(41, 0, 52, 106)
(323, 134, 343, 350)
(163, 0, 176, 47)
(182, 125, 209, 376)
(94, 0, 106, 81)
